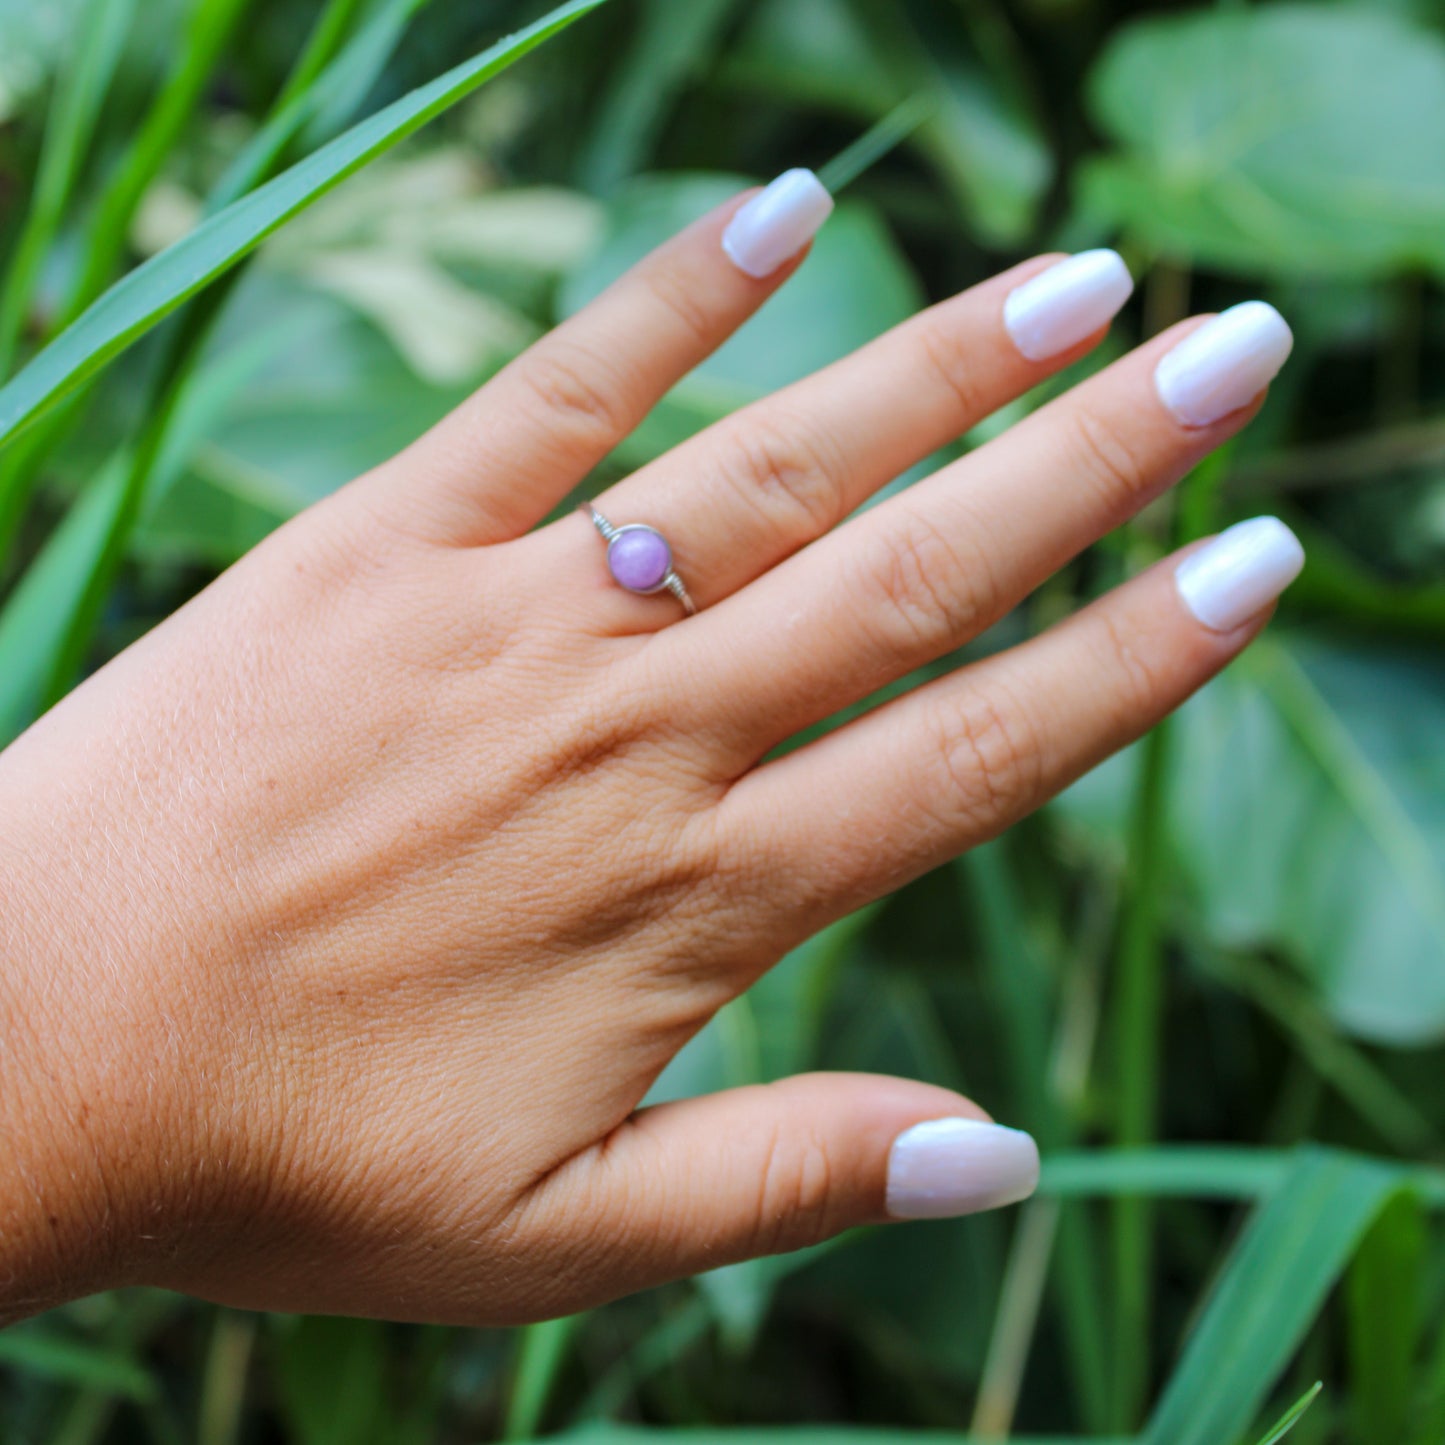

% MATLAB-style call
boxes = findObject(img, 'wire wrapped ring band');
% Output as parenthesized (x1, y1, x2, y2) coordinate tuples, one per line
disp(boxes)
(582, 503, 697, 616)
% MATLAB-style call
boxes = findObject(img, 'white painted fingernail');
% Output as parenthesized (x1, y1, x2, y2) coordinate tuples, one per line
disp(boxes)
(721, 169, 835, 279)
(1176, 516, 1305, 632)
(886, 1117, 1040, 1221)
(1155, 301, 1293, 426)
(1003, 249, 1134, 361)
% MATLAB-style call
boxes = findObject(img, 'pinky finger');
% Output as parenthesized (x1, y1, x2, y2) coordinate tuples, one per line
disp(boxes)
(729, 517, 1305, 916)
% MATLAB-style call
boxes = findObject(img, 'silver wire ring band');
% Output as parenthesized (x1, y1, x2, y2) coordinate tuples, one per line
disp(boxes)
(583, 504, 697, 616)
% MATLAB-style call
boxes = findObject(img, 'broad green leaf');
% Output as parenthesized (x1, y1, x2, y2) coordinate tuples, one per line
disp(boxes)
(1082, 5, 1445, 277)
(0, 0, 611, 451)
(1056, 636, 1445, 1044)
(1141, 1150, 1400, 1445)
(0, 1329, 157, 1402)
(560, 172, 922, 465)
(135, 282, 474, 562)
(1347, 1191, 1426, 1445)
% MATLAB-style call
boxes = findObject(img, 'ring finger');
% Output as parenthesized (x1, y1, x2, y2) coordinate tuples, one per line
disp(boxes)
(664, 300, 1294, 764)
(564, 244, 1137, 622)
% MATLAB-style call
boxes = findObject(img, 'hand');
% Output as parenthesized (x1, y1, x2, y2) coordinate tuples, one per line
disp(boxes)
(0, 172, 1300, 1324)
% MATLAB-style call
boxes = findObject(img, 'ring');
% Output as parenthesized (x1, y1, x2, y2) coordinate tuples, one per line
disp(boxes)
(582, 503, 697, 616)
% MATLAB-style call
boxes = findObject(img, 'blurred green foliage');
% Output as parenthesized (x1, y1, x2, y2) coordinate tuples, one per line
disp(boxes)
(0, 0, 1443, 1440)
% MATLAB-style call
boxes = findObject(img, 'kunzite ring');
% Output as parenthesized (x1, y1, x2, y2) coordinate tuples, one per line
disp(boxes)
(583, 503, 697, 616)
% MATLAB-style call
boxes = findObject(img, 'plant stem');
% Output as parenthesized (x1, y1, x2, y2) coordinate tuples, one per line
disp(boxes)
(503, 1315, 586, 1439)
(196, 1311, 255, 1445)
(1108, 716, 1173, 1430)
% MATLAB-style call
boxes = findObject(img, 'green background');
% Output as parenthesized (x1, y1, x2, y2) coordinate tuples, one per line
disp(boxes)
(0, 0, 1442, 1441)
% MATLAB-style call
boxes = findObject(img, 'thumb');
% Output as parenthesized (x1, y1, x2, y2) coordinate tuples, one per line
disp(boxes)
(524, 1073, 1040, 1305)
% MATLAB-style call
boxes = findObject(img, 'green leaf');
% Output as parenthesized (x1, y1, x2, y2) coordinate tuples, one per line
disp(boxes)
(0, 317, 284, 741)
(0, 0, 611, 452)
(560, 172, 923, 465)
(1039, 1148, 1445, 1208)
(0, 1329, 158, 1403)
(561, 1432, 1122, 1445)
(1347, 1191, 1426, 1445)
(1082, 5, 1445, 277)
(1140, 1149, 1401, 1445)
(730, 0, 1051, 243)
(270, 1316, 392, 1445)
(0, 0, 135, 376)
(1056, 636, 1445, 1044)
(579, 0, 744, 192)
(1254, 1382, 1322, 1445)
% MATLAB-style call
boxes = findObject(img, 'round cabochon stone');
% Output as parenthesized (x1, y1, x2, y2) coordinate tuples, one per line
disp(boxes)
(608, 526, 672, 593)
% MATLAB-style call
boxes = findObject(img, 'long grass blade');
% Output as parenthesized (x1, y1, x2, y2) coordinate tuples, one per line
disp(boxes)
(1140, 1150, 1400, 1445)
(1254, 1383, 1323, 1445)
(0, 0, 135, 377)
(0, 0, 612, 454)
(56, 0, 253, 327)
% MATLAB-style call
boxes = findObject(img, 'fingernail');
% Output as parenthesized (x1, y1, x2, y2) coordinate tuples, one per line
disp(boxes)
(1155, 300, 1293, 426)
(722, 169, 835, 279)
(1003, 249, 1134, 361)
(1176, 516, 1305, 632)
(886, 1117, 1040, 1221)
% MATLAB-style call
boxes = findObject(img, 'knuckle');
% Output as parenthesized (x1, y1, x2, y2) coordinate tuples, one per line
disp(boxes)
(929, 683, 1043, 833)
(523, 342, 631, 445)
(918, 313, 990, 420)
(853, 505, 991, 654)
(646, 261, 717, 350)
(1070, 402, 1151, 513)
(1095, 609, 1167, 724)
(751, 1122, 837, 1257)
(719, 410, 848, 539)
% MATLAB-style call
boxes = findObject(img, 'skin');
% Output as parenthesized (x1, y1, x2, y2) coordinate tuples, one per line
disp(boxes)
(0, 193, 1273, 1325)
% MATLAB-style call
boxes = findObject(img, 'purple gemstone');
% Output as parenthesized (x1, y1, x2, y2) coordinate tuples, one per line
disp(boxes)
(607, 526, 672, 593)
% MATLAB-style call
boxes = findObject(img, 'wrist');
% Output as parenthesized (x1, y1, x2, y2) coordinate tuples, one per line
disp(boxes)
(0, 728, 192, 1318)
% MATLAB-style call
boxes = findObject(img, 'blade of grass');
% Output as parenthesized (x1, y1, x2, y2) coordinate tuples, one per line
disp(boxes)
(1040, 1147, 1445, 1206)
(504, 1315, 587, 1440)
(1347, 1191, 1425, 1445)
(0, 0, 437, 572)
(196, 1311, 255, 1445)
(1198, 946, 1437, 1155)
(1140, 1149, 1401, 1445)
(0, 0, 135, 377)
(1254, 1383, 1323, 1445)
(273, 0, 370, 114)
(0, 312, 287, 740)
(816, 92, 937, 194)
(579, 0, 743, 192)
(55, 0, 253, 329)
(2, 0, 609, 711)
(0, 1330, 157, 1403)
(0, 0, 613, 452)
(1108, 716, 1172, 1431)
(559, 1431, 1127, 1444)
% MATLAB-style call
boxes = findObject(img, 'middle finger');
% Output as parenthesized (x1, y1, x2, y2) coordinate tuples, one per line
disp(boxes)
(575, 249, 1136, 618)
(664, 299, 1294, 766)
